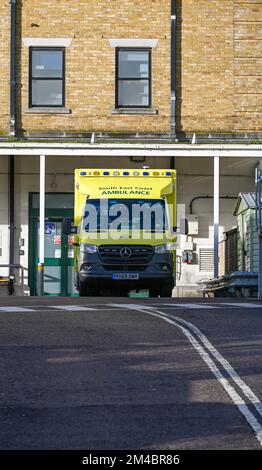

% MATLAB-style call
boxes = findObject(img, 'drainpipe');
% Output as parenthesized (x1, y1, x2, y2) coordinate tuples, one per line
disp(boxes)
(10, 0, 16, 137)
(170, 0, 176, 143)
(189, 195, 238, 215)
(9, 1, 16, 285)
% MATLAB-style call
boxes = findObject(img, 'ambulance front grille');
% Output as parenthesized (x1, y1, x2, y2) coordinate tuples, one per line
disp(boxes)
(98, 245, 153, 263)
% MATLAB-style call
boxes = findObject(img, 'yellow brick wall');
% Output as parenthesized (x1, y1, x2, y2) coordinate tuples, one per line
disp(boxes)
(0, 0, 10, 135)
(1, 1, 262, 136)
(176, 0, 262, 134)
(176, 0, 234, 133)
(234, 0, 262, 132)
(19, 0, 171, 134)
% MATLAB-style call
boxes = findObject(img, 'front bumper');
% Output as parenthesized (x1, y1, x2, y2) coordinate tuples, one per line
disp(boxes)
(78, 250, 175, 288)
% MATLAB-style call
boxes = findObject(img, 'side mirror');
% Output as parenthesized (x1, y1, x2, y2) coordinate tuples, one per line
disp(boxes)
(180, 218, 189, 235)
(62, 217, 72, 235)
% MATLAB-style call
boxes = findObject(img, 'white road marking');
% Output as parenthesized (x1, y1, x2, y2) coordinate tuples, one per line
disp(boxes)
(2, 302, 260, 313)
(159, 303, 217, 309)
(0, 304, 127, 313)
(0, 306, 35, 312)
(114, 304, 157, 311)
(158, 310, 262, 420)
(112, 303, 262, 446)
(115, 303, 215, 310)
(50, 305, 96, 311)
(145, 302, 262, 310)
(220, 303, 262, 309)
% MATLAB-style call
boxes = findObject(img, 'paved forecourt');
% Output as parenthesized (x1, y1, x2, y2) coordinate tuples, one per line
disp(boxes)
(0, 297, 261, 450)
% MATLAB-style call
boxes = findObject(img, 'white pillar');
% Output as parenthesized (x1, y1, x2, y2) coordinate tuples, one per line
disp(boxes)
(255, 168, 262, 298)
(213, 154, 220, 278)
(39, 154, 46, 263)
(37, 154, 45, 295)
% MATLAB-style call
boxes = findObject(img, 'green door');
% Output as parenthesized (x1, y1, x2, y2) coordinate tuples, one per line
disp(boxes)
(29, 193, 78, 296)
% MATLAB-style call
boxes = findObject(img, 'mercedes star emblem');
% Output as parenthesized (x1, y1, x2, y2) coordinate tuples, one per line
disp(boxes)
(120, 247, 132, 258)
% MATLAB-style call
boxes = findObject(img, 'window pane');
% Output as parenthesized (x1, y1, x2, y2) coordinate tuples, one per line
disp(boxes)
(118, 50, 149, 78)
(32, 50, 63, 78)
(118, 80, 149, 106)
(32, 193, 74, 209)
(32, 79, 63, 106)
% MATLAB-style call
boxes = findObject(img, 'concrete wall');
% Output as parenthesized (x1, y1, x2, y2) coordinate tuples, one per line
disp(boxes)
(176, 157, 256, 287)
(0, 157, 9, 276)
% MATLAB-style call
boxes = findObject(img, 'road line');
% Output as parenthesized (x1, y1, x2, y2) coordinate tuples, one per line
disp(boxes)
(112, 303, 262, 446)
(168, 303, 217, 309)
(0, 305, 128, 312)
(114, 303, 214, 310)
(50, 305, 96, 311)
(144, 302, 262, 310)
(157, 303, 217, 309)
(0, 306, 36, 312)
(220, 303, 262, 309)
(155, 309, 262, 420)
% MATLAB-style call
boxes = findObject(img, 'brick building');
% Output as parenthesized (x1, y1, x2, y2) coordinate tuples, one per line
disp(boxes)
(0, 0, 262, 295)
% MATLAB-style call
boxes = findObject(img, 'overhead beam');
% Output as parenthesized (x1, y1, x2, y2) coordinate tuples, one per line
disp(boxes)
(0, 144, 262, 158)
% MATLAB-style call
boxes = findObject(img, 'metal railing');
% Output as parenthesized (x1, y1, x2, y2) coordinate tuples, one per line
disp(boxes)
(176, 255, 182, 281)
(0, 264, 26, 295)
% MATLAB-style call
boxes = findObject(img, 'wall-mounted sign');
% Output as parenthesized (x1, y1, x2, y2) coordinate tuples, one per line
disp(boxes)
(54, 249, 61, 258)
(68, 235, 75, 246)
(54, 235, 61, 245)
(45, 222, 56, 235)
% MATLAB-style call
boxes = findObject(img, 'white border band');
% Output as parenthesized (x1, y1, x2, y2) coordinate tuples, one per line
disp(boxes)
(23, 38, 72, 47)
(108, 38, 158, 48)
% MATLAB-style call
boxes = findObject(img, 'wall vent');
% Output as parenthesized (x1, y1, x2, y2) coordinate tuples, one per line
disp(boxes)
(199, 248, 214, 272)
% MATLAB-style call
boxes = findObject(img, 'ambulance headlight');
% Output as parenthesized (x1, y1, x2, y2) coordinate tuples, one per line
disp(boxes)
(155, 243, 172, 254)
(80, 243, 98, 253)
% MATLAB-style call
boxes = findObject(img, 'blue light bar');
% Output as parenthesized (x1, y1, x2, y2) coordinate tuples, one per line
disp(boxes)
(80, 171, 87, 176)
(123, 171, 129, 176)
(103, 171, 110, 175)
(143, 172, 149, 176)
(166, 172, 172, 176)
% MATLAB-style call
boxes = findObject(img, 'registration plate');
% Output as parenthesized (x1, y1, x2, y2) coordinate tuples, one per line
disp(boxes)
(112, 273, 139, 280)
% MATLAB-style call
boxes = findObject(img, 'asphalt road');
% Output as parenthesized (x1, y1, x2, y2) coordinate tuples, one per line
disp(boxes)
(0, 297, 262, 450)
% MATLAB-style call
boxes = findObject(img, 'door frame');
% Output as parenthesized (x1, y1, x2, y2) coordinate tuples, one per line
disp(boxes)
(28, 192, 74, 296)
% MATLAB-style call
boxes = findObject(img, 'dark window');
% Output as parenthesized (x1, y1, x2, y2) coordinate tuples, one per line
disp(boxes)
(116, 49, 151, 108)
(29, 48, 65, 107)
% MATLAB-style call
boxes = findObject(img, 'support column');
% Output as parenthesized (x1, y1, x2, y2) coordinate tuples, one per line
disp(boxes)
(8, 155, 15, 273)
(37, 154, 45, 296)
(259, 236, 262, 299)
(8, 155, 15, 295)
(255, 168, 262, 299)
(213, 154, 220, 278)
